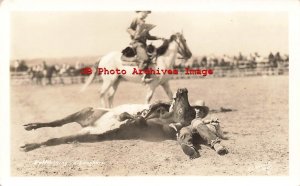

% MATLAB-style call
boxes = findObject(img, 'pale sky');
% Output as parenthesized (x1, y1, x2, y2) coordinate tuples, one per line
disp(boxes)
(10, 11, 288, 59)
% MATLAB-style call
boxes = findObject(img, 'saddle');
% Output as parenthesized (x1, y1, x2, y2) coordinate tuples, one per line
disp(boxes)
(121, 44, 157, 66)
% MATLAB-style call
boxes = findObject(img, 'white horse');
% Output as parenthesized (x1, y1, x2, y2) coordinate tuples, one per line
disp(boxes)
(81, 32, 192, 108)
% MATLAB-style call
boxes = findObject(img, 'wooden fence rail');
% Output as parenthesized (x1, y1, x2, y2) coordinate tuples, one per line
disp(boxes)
(10, 66, 289, 85)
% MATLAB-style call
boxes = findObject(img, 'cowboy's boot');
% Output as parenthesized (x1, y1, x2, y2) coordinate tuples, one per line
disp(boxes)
(180, 143, 200, 159)
(178, 127, 200, 159)
(210, 137, 228, 155)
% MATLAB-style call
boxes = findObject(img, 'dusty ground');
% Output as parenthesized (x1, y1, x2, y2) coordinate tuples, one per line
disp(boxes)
(11, 76, 288, 176)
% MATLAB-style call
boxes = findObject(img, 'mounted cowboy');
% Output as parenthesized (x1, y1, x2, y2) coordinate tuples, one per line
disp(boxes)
(123, 11, 164, 83)
(80, 12, 192, 108)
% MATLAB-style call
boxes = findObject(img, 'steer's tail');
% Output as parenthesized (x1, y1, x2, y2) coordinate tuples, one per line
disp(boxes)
(80, 60, 99, 92)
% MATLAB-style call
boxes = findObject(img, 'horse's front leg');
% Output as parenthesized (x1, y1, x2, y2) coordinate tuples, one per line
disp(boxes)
(99, 75, 118, 108)
(23, 107, 107, 131)
(161, 81, 173, 100)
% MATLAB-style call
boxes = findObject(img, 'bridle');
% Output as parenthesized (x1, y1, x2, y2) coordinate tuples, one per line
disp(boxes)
(173, 33, 192, 60)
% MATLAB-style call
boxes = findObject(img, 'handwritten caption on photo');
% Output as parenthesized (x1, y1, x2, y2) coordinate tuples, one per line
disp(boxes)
(33, 159, 105, 167)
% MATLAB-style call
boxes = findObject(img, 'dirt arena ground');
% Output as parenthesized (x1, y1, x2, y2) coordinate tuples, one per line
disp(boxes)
(10, 76, 288, 176)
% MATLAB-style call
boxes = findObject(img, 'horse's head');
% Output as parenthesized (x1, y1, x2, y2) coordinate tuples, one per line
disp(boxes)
(170, 32, 192, 60)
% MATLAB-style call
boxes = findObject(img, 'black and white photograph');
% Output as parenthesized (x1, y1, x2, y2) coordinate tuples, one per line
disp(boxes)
(1, 0, 300, 185)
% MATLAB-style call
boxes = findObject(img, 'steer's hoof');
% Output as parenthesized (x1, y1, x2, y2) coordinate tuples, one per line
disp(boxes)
(20, 143, 41, 152)
(23, 123, 39, 131)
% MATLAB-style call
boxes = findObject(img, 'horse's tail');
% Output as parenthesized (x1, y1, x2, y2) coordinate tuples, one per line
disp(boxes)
(80, 59, 100, 92)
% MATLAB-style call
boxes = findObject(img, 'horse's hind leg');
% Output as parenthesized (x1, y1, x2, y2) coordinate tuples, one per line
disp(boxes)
(23, 107, 107, 131)
(99, 76, 117, 108)
(107, 78, 120, 108)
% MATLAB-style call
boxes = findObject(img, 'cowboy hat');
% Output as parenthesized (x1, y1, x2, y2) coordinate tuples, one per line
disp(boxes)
(192, 100, 209, 118)
(135, 11, 151, 14)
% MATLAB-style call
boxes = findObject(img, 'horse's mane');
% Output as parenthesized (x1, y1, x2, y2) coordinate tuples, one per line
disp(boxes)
(156, 34, 177, 56)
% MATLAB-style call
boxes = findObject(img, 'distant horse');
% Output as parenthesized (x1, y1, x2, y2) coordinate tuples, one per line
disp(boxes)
(28, 65, 44, 85)
(28, 65, 59, 85)
(81, 32, 192, 108)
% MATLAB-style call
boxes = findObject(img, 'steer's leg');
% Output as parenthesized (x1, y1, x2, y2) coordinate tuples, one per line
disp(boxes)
(21, 116, 148, 152)
(20, 133, 97, 152)
(23, 107, 108, 131)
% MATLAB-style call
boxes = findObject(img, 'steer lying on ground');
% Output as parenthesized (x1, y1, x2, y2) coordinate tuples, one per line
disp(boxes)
(21, 88, 228, 158)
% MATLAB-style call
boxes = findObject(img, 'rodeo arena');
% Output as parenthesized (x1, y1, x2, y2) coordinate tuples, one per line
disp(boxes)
(9, 10, 289, 177)
(11, 50, 289, 176)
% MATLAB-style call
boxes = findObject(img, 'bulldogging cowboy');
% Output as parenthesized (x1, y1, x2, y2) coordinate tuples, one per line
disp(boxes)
(170, 99, 228, 159)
